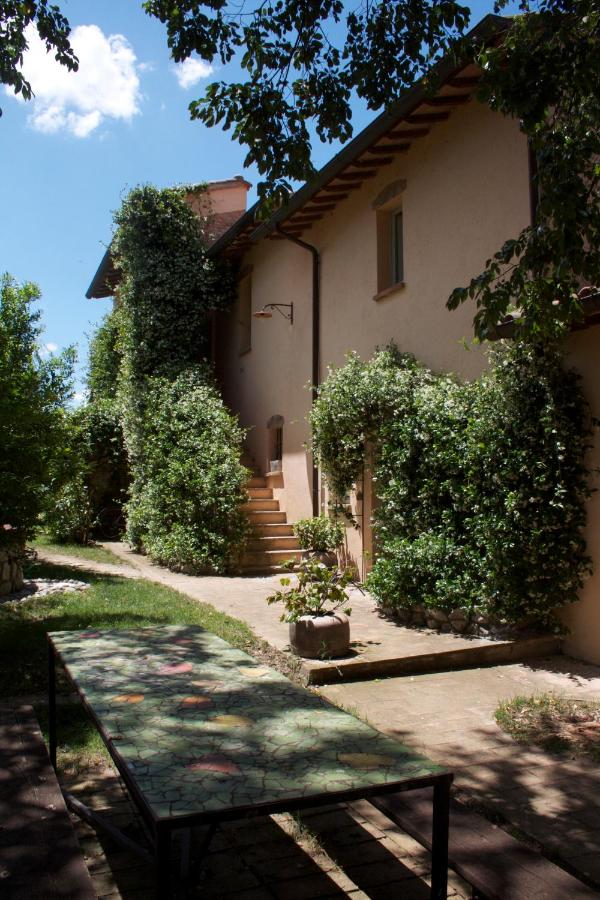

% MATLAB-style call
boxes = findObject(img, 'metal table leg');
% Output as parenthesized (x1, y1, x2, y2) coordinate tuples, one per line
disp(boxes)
(430, 774, 452, 900)
(156, 824, 172, 899)
(48, 642, 57, 771)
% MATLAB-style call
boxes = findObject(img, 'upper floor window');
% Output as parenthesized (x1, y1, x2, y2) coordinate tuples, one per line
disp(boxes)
(373, 178, 406, 301)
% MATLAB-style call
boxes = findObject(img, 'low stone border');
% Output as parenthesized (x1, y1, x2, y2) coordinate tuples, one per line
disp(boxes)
(0, 579, 90, 605)
(381, 603, 548, 640)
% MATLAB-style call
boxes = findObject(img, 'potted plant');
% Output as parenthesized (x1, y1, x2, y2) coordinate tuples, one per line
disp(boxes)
(292, 515, 344, 566)
(266, 557, 354, 659)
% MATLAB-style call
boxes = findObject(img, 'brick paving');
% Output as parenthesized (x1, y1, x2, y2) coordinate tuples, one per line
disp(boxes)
(64, 768, 470, 899)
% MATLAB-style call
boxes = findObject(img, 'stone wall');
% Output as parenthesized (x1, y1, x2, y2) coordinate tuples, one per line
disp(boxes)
(0, 544, 25, 596)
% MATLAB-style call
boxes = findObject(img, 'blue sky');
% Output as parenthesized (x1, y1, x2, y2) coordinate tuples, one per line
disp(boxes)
(1, 0, 498, 398)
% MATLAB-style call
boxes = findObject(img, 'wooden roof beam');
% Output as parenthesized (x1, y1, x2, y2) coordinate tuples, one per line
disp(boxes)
(304, 203, 336, 212)
(321, 182, 362, 192)
(367, 144, 410, 155)
(289, 214, 323, 223)
(423, 94, 470, 107)
(336, 171, 376, 181)
(310, 195, 348, 205)
(353, 157, 394, 168)
(448, 75, 480, 88)
(386, 127, 429, 140)
(405, 112, 450, 124)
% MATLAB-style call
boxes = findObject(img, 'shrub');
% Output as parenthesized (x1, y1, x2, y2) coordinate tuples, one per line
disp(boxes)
(311, 341, 593, 626)
(125, 367, 249, 572)
(293, 516, 344, 553)
(45, 400, 128, 543)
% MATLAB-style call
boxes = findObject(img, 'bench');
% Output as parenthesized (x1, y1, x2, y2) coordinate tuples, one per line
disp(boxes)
(0, 705, 95, 899)
(369, 790, 598, 899)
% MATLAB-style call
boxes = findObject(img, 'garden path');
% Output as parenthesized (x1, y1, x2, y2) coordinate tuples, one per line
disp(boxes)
(99, 542, 556, 685)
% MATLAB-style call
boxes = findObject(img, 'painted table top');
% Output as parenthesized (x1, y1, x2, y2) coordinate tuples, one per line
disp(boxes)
(49, 625, 446, 823)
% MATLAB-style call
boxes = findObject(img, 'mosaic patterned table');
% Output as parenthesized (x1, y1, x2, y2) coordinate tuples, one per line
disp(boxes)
(48, 624, 452, 898)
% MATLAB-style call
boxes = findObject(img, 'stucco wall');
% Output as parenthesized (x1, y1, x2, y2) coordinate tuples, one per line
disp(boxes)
(217, 98, 531, 558)
(560, 330, 600, 664)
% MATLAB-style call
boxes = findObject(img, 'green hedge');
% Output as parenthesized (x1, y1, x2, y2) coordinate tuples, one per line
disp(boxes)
(125, 367, 248, 573)
(311, 342, 593, 626)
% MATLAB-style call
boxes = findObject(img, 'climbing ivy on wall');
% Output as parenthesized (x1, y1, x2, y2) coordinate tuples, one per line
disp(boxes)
(111, 184, 247, 572)
(113, 184, 236, 380)
(310, 342, 594, 626)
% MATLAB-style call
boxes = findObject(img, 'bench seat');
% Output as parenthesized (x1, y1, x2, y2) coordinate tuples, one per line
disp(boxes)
(370, 789, 598, 900)
(0, 705, 95, 899)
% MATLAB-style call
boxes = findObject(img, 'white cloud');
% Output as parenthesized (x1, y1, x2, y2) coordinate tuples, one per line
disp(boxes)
(9, 23, 141, 137)
(39, 341, 59, 358)
(173, 56, 213, 89)
(72, 391, 87, 407)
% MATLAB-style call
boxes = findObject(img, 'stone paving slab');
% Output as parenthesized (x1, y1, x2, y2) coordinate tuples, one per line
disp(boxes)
(99, 543, 560, 684)
(320, 657, 600, 889)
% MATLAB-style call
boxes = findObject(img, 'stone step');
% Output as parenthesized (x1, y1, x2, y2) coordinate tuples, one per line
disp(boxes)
(245, 510, 288, 524)
(247, 536, 301, 551)
(240, 549, 303, 567)
(246, 476, 267, 489)
(251, 523, 295, 537)
(242, 499, 280, 512)
(246, 487, 274, 500)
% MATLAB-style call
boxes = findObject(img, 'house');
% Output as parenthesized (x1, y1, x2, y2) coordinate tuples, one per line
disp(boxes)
(87, 14, 600, 665)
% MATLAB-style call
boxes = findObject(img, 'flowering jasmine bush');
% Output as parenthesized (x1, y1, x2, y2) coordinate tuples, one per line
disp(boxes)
(311, 342, 594, 626)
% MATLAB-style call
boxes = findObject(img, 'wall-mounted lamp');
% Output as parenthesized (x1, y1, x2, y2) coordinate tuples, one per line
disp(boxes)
(253, 303, 294, 324)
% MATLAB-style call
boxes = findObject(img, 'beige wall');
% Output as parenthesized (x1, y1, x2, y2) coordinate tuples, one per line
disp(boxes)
(559, 330, 600, 664)
(218, 99, 532, 565)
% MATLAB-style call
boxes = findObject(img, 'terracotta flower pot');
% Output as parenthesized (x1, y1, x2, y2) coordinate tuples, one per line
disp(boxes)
(289, 612, 350, 659)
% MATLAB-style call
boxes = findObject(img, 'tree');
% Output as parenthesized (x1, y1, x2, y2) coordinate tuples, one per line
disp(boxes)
(0, 273, 74, 544)
(0, 0, 77, 111)
(3, 1, 598, 338)
(448, 2, 600, 342)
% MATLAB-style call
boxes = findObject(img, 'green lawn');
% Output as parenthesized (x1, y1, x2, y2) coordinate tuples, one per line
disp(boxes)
(30, 532, 124, 565)
(1, 559, 258, 772)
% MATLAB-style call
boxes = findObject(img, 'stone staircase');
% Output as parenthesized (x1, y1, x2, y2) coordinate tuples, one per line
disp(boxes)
(240, 476, 303, 574)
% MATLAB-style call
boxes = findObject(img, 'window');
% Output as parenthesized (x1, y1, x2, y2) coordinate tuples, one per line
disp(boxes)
(391, 209, 404, 284)
(373, 178, 406, 300)
(238, 271, 252, 355)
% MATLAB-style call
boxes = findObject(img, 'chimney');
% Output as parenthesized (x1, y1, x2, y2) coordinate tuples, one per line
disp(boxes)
(186, 176, 252, 244)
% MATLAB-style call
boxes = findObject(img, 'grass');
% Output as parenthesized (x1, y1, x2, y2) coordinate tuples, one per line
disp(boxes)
(495, 693, 600, 761)
(30, 532, 124, 565)
(1, 558, 258, 772)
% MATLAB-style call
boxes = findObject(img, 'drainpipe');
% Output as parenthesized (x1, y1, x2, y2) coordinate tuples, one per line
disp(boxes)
(276, 224, 321, 517)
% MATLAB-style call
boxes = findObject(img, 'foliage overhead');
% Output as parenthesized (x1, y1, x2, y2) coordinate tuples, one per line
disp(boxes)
(0, 273, 74, 545)
(0, 0, 78, 113)
(144, 0, 471, 203)
(448, 1, 600, 342)
(311, 343, 594, 626)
